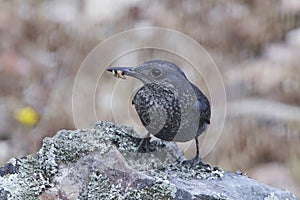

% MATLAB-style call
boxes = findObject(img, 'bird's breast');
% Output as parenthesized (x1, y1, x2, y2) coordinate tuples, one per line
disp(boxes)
(132, 83, 203, 142)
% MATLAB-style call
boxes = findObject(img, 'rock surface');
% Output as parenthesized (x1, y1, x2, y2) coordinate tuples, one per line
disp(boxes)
(0, 121, 296, 200)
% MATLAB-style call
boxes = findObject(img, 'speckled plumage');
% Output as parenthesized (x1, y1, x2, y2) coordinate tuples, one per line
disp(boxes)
(132, 82, 181, 141)
(107, 60, 211, 163)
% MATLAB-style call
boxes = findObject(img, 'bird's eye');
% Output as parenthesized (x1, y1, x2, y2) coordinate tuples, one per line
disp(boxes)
(151, 69, 162, 77)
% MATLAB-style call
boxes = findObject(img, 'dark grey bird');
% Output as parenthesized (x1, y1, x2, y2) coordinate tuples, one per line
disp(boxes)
(107, 60, 210, 165)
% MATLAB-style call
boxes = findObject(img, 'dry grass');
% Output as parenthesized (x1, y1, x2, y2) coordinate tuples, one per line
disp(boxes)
(0, 0, 300, 196)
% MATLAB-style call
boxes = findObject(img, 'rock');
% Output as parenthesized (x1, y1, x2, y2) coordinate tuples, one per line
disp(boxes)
(0, 121, 296, 200)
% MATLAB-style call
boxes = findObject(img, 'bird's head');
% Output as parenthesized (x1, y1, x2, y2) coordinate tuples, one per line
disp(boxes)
(107, 60, 188, 86)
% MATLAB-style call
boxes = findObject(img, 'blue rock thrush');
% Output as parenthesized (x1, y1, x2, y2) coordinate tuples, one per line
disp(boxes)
(107, 60, 210, 165)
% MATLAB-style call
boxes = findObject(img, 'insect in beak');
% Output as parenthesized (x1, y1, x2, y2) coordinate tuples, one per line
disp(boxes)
(112, 70, 126, 79)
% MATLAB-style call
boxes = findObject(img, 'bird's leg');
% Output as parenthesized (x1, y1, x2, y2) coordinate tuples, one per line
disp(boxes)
(182, 137, 203, 166)
(137, 133, 151, 153)
(194, 137, 201, 162)
(192, 137, 202, 165)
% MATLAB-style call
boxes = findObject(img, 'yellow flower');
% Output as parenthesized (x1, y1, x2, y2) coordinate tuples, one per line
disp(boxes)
(15, 107, 39, 126)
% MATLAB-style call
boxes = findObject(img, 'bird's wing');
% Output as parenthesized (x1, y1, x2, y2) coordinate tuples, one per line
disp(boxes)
(191, 83, 211, 124)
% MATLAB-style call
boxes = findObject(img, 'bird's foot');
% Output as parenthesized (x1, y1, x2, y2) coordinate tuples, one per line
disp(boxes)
(136, 137, 152, 153)
(181, 156, 209, 168)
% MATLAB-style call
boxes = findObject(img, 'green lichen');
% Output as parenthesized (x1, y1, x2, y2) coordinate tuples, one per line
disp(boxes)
(0, 156, 51, 199)
(0, 122, 115, 199)
(264, 192, 280, 200)
(124, 179, 176, 200)
(161, 161, 224, 180)
(83, 171, 176, 200)
(0, 121, 224, 199)
(194, 193, 228, 200)
(85, 172, 123, 200)
(43, 128, 110, 163)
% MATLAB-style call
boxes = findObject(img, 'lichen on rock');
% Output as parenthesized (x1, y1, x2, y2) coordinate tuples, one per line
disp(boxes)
(0, 121, 296, 200)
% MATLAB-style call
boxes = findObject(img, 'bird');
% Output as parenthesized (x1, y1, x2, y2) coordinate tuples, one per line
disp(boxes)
(107, 60, 211, 165)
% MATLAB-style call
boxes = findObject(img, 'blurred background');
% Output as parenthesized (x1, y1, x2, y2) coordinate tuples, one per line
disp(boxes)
(0, 0, 300, 197)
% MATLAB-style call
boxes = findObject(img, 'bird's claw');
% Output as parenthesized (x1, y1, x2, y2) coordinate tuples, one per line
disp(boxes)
(181, 157, 209, 168)
(137, 137, 152, 153)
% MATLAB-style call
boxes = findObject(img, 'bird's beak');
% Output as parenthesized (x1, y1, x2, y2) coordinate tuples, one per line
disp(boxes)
(106, 67, 137, 79)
